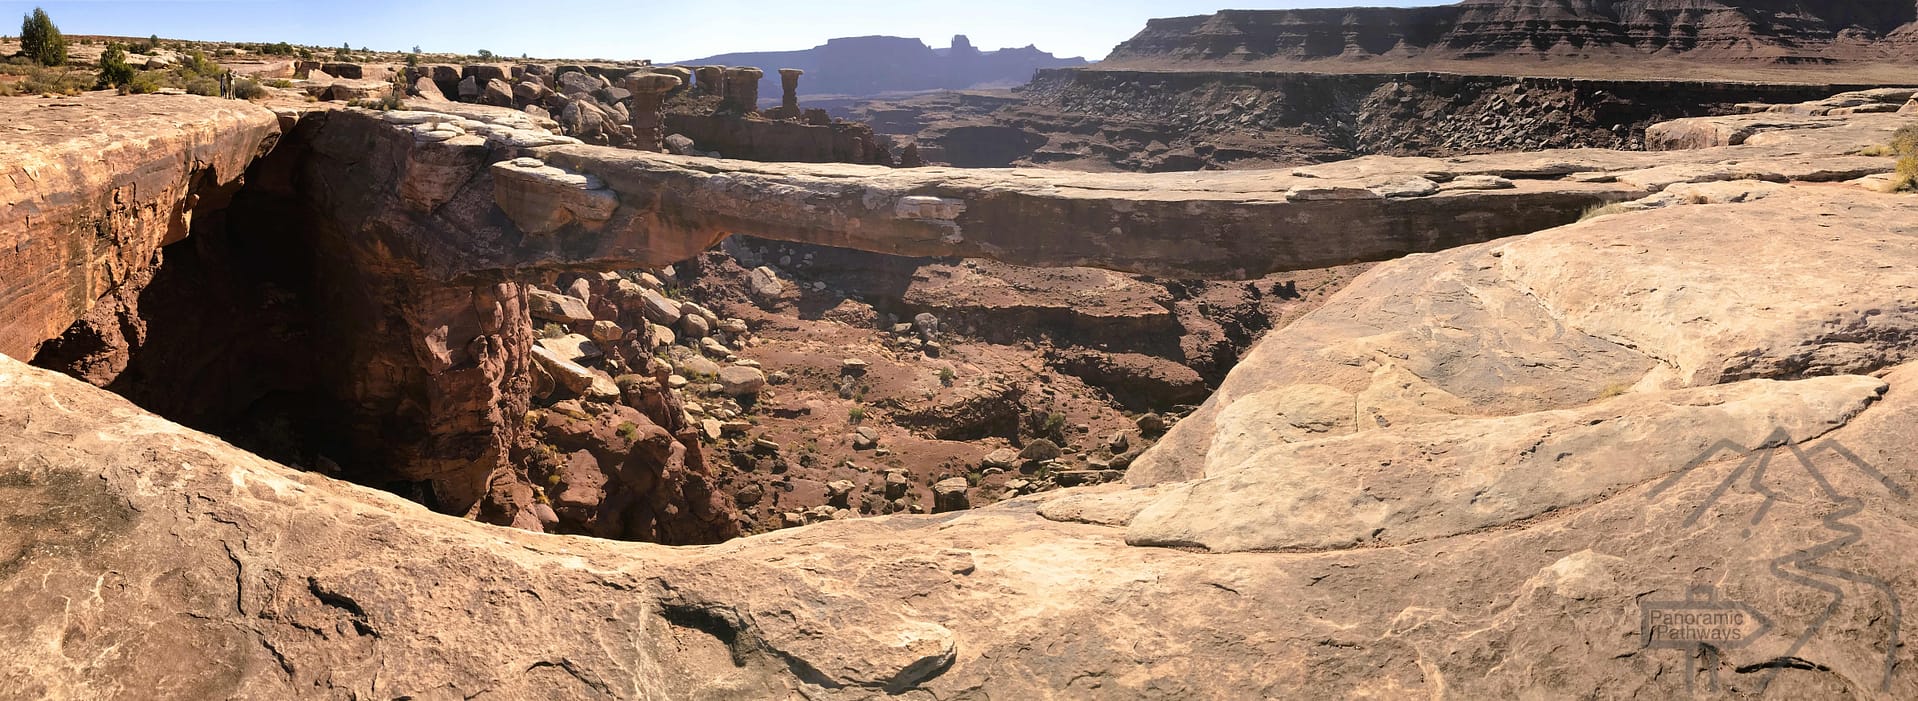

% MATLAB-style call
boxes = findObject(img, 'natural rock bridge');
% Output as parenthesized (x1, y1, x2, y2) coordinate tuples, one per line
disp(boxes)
(5, 89, 1918, 698)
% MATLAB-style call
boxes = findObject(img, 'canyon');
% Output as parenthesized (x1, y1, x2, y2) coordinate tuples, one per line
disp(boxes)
(6, 1, 1918, 697)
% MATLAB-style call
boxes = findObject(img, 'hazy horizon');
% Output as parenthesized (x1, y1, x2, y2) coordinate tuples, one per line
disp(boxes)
(2, 0, 1453, 63)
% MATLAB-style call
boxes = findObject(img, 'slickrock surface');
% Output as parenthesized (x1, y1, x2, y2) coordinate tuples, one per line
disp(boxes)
(5, 337, 1918, 697)
(0, 96, 279, 359)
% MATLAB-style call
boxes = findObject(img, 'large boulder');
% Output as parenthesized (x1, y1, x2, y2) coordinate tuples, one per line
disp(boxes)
(527, 288, 594, 323)
(480, 78, 514, 107)
(717, 365, 768, 396)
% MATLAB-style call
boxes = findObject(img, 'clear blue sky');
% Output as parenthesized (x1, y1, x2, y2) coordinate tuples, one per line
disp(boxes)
(2, 1, 1451, 63)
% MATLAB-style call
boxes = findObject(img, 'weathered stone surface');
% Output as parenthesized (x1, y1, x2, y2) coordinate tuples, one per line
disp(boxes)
(1130, 184, 1918, 485)
(716, 365, 767, 396)
(6, 350, 1918, 697)
(527, 288, 594, 323)
(1128, 374, 1887, 551)
(0, 96, 279, 359)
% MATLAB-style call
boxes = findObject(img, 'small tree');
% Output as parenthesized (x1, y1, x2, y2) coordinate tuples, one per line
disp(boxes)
(476, 49, 495, 60)
(97, 43, 135, 90)
(19, 7, 67, 67)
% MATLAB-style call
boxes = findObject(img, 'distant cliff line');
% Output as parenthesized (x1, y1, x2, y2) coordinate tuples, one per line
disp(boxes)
(678, 34, 1089, 99)
(1101, 1, 1918, 81)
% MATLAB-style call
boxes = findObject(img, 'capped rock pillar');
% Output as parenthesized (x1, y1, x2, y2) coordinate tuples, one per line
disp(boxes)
(721, 67, 764, 115)
(694, 65, 725, 97)
(625, 73, 682, 152)
(778, 68, 804, 113)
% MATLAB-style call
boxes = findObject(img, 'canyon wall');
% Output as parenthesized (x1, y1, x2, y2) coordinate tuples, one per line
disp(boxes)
(0, 97, 278, 360)
(1106, 1, 1918, 69)
(849, 69, 1888, 171)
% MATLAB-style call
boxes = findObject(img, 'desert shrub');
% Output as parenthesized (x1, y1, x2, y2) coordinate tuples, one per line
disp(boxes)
(848, 405, 866, 424)
(264, 78, 293, 88)
(1579, 201, 1634, 221)
(126, 70, 163, 94)
(184, 76, 220, 96)
(96, 43, 135, 89)
(178, 49, 221, 78)
(233, 78, 267, 99)
(134, 34, 159, 55)
(348, 92, 406, 111)
(18, 7, 67, 67)
(1888, 124, 1918, 192)
(476, 49, 495, 61)
(3, 66, 90, 95)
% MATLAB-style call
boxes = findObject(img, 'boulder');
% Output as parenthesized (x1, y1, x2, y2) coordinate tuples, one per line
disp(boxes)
(747, 266, 785, 303)
(717, 366, 768, 396)
(932, 478, 971, 513)
(664, 134, 699, 156)
(410, 76, 449, 102)
(530, 345, 597, 395)
(513, 80, 553, 105)
(535, 333, 602, 362)
(481, 78, 514, 107)
(556, 70, 603, 97)
(1018, 439, 1062, 462)
(527, 288, 595, 323)
(639, 289, 683, 326)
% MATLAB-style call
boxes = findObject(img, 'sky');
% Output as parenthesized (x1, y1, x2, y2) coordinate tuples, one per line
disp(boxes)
(1, 0, 1452, 63)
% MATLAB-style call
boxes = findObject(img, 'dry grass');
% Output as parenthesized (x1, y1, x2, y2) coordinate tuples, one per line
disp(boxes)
(1578, 201, 1634, 221)
(1892, 124, 1918, 192)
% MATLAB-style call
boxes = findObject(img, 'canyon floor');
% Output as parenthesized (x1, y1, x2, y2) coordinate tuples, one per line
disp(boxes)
(3, 58, 1918, 700)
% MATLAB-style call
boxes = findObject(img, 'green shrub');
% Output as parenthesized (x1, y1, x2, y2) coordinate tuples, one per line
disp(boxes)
(264, 78, 293, 88)
(476, 49, 495, 61)
(96, 43, 135, 90)
(848, 405, 866, 424)
(126, 70, 163, 94)
(18, 7, 67, 67)
(1043, 411, 1067, 435)
(178, 49, 221, 78)
(185, 76, 220, 96)
(234, 78, 267, 100)
(938, 367, 955, 386)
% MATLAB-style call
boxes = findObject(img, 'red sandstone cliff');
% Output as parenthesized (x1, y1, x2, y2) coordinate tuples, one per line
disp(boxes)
(1105, 1, 1918, 70)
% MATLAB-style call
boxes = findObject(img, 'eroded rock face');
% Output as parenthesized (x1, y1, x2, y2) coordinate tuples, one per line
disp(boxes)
(1106, 2, 1918, 69)
(0, 96, 279, 359)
